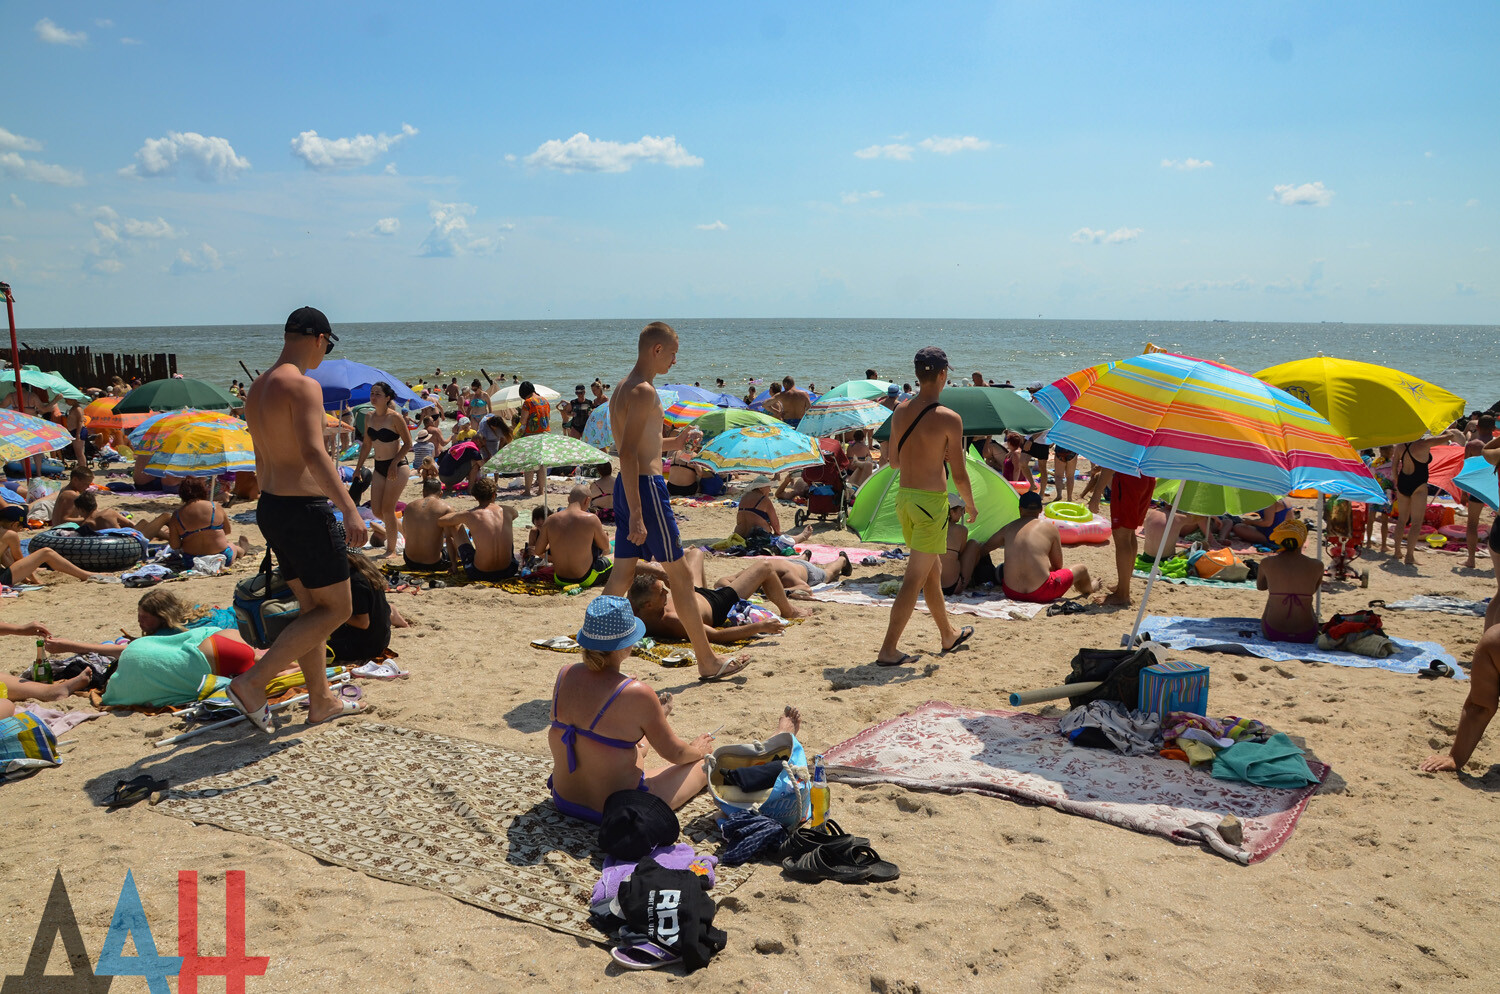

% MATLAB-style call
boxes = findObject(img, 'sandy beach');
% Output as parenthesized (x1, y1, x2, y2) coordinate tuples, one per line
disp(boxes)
(3, 473, 1496, 993)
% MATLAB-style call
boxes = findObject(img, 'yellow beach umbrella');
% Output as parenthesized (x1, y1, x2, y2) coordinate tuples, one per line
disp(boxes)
(1254, 356, 1464, 450)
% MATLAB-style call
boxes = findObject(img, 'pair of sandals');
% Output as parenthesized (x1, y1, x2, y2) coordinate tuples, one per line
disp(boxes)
(779, 820, 899, 884)
(1047, 600, 1088, 616)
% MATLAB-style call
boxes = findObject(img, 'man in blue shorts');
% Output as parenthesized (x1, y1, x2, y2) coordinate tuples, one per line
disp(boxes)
(601, 322, 751, 682)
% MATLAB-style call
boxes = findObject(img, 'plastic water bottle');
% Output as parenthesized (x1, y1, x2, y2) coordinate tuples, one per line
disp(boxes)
(35, 639, 51, 683)
(809, 754, 829, 828)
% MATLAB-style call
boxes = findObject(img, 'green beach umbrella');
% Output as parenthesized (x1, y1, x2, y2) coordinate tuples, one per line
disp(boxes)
(848, 449, 1020, 545)
(872, 387, 1052, 441)
(485, 434, 610, 474)
(691, 408, 783, 441)
(115, 377, 238, 413)
(0, 368, 88, 403)
(820, 378, 894, 402)
(1151, 478, 1280, 517)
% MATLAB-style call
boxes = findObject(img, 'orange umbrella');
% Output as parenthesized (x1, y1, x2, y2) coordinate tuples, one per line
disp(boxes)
(83, 396, 152, 432)
(130, 409, 243, 454)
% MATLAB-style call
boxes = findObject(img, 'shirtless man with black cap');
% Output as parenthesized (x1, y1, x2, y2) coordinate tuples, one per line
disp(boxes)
(875, 346, 977, 666)
(227, 306, 371, 731)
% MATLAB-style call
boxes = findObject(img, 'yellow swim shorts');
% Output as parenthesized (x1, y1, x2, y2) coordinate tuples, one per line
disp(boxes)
(895, 487, 950, 555)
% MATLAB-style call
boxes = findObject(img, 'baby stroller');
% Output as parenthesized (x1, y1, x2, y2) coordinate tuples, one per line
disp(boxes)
(1324, 498, 1370, 588)
(794, 443, 849, 529)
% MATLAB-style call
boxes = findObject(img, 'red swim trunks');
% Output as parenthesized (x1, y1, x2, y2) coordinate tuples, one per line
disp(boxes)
(1003, 568, 1075, 603)
(1109, 472, 1156, 531)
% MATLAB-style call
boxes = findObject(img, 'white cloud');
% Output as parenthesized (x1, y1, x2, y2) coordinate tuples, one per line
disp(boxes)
(1071, 226, 1142, 245)
(854, 143, 914, 160)
(1263, 260, 1325, 294)
(1425, 150, 1435, 158)
(290, 123, 417, 170)
(9, 194, 24, 209)
(1161, 157, 1213, 170)
(695, 220, 728, 231)
(503, 153, 517, 163)
(0, 151, 85, 186)
(918, 136, 990, 155)
(840, 190, 884, 204)
(1174, 277, 1254, 292)
(1270, 181, 1334, 207)
(35, 18, 86, 46)
(374, 217, 400, 235)
(89, 258, 124, 274)
(0, 128, 43, 153)
(419, 201, 497, 257)
(1465, 198, 1480, 208)
(383, 163, 399, 175)
(121, 131, 250, 182)
(120, 37, 142, 46)
(524, 133, 702, 173)
(95, 18, 114, 28)
(86, 206, 181, 274)
(168, 243, 223, 275)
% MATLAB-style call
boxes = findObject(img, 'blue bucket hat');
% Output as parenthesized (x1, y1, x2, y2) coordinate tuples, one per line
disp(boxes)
(577, 595, 647, 652)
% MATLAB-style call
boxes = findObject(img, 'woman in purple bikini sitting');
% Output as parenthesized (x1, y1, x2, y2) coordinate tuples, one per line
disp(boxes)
(548, 595, 799, 824)
(1255, 517, 1324, 643)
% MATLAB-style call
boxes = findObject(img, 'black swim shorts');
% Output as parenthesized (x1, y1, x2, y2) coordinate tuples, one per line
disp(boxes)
(257, 493, 351, 590)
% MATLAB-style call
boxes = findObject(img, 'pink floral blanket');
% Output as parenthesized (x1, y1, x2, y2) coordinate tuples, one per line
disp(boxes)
(824, 701, 1328, 864)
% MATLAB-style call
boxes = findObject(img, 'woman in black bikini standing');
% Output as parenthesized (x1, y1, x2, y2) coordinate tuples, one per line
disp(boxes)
(1391, 428, 1465, 567)
(354, 382, 413, 557)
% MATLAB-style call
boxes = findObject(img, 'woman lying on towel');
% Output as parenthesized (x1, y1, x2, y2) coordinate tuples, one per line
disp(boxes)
(1255, 518, 1323, 643)
(547, 594, 800, 825)
(44, 590, 265, 708)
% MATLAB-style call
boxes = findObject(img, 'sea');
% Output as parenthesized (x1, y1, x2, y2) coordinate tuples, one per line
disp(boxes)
(17, 319, 1499, 409)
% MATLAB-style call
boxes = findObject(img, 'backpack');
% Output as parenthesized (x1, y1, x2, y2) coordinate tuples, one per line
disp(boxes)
(1320, 610, 1383, 641)
(232, 551, 303, 649)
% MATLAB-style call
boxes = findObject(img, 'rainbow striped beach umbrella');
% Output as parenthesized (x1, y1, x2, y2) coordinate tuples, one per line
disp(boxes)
(1035, 352, 1386, 503)
(0, 408, 73, 462)
(662, 398, 718, 427)
(690, 423, 824, 476)
(1036, 352, 1386, 642)
(129, 409, 243, 454)
(144, 422, 256, 477)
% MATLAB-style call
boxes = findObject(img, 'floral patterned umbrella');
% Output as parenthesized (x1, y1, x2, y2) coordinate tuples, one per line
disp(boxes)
(129, 409, 243, 454)
(0, 408, 74, 462)
(485, 434, 610, 474)
(581, 388, 678, 450)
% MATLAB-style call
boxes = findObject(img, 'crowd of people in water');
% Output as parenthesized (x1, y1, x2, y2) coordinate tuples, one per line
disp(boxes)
(4, 312, 1498, 818)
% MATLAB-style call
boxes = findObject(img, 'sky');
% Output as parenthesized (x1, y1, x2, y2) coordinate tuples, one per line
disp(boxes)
(1, 1, 1496, 327)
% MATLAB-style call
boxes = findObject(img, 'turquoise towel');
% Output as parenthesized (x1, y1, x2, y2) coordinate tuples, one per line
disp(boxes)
(1211, 732, 1319, 789)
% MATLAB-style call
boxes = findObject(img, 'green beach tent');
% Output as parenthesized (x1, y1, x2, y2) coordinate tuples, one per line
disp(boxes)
(872, 387, 1051, 441)
(848, 449, 1020, 545)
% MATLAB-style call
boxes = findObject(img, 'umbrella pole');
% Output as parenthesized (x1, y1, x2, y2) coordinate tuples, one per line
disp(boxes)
(2, 283, 31, 485)
(1315, 493, 1324, 623)
(1125, 484, 1182, 646)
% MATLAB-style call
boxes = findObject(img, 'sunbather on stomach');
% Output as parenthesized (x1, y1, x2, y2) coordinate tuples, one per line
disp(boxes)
(547, 595, 800, 824)
(1256, 518, 1323, 643)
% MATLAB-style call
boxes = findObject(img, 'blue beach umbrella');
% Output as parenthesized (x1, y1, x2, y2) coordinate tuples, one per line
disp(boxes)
(712, 393, 749, 409)
(1454, 456, 1500, 513)
(690, 423, 823, 476)
(664, 383, 721, 404)
(795, 397, 892, 438)
(309, 360, 422, 411)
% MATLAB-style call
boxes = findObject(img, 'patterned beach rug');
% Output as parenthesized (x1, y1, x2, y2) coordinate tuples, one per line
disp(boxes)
(824, 701, 1329, 864)
(808, 582, 1046, 620)
(153, 722, 754, 941)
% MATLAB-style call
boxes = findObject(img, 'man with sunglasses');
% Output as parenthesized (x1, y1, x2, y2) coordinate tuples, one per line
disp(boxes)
(227, 306, 371, 732)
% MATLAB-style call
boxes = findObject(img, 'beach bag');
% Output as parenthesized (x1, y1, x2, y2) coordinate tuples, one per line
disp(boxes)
(704, 732, 810, 829)
(1, 711, 61, 783)
(233, 551, 302, 649)
(1187, 544, 1249, 583)
(1320, 610, 1383, 641)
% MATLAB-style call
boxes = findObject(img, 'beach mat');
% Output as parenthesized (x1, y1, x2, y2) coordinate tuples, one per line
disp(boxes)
(1385, 595, 1490, 617)
(824, 701, 1327, 864)
(1132, 568, 1258, 590)
(1138, 615, 1464, 678)
(808, 582, 1046, 620)
(153, 722, 753, 942)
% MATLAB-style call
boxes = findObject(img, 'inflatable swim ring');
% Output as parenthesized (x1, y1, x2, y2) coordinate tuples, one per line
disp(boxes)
(1044, 501, 1091, 522)
(5, 459, 66, 478)
(1055, 513, 1112, 546)
(28, 526, 149, 571)
(1439, 522, 1490, 542)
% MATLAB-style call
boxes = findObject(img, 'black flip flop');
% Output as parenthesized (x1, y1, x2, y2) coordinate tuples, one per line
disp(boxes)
(876, 652, 923, 668)
(1418, 661, 1454, 679)
(941, 626, 975, 654)
(105, 775, 168, 809)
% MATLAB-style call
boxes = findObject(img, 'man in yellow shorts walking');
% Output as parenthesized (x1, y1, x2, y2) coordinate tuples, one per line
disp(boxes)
(876, 346, 977, 666)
